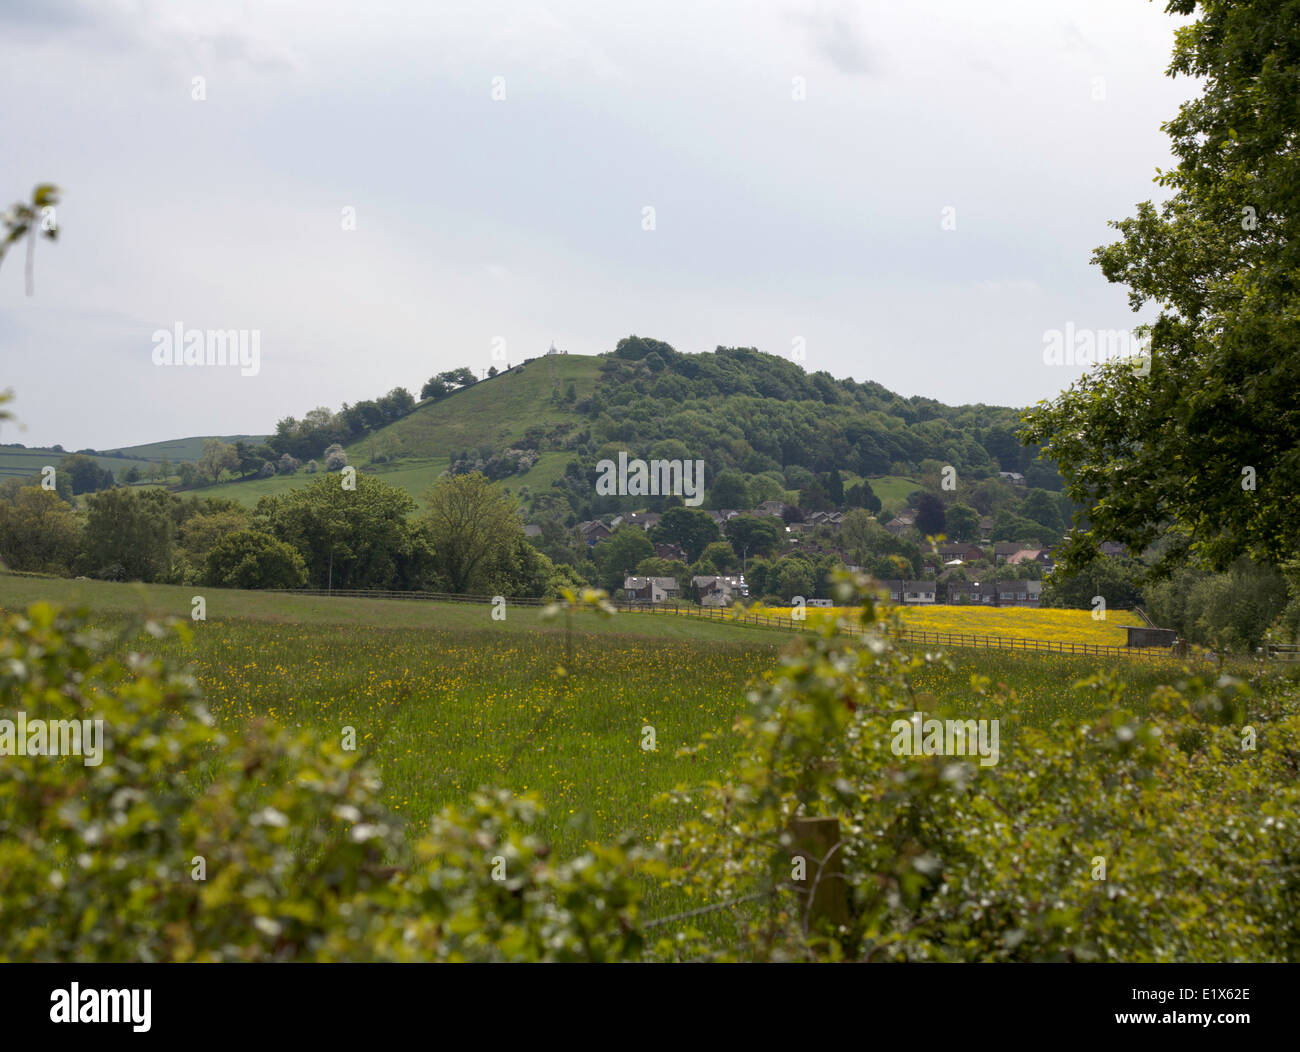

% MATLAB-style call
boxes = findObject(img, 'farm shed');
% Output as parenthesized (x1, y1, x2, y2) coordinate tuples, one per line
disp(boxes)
(1125, 626, 1177, 648)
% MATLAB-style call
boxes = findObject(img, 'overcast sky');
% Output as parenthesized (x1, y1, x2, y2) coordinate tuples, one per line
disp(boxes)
(1, 0, 1196, 450)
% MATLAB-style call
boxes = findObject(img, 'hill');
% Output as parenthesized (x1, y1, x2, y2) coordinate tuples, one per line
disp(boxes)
(187, 340, 1058, 521)
(8, 340, 1066, 543)
(0, 435, 266, 481)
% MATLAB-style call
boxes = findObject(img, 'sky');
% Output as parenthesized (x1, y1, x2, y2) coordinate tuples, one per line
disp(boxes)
(0, 0, 1197, 450)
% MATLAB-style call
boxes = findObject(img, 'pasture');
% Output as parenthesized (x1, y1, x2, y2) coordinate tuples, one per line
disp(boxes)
(0, 573, 1248, 922)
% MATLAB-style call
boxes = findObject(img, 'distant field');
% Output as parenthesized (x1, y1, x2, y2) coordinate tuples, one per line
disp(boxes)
(104, 435, 267, 463)
(0, 447, 154, 480)
(0, 435, 265, 482)
(867, 475, 920, 512)
(757, 602, 1134, 646)
(192, 449, 573, 510)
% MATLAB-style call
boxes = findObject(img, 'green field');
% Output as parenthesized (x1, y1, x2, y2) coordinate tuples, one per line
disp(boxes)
(103, 435, 267, 463)
(0, 446, 154, 480)
(351, 356, 601, 462)
(867, 475, 921, 513)
(0, 435, 265, 482)
(189, 359, 601, 508)
(0, 573, 1204, 857)
(2, 571, 1285, 953)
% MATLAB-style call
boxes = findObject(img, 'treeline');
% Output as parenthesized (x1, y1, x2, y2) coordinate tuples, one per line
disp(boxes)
(268, 387, 416, 462)
(0, 471, 574, 599)
(588, 337, 1056, 481)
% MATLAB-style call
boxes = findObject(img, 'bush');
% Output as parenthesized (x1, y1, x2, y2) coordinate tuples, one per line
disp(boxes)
(0, 604, 652, 962)
(657, 574, 1300, 961)
(203, 530, 308, 589)
(323, 444, 348, 472)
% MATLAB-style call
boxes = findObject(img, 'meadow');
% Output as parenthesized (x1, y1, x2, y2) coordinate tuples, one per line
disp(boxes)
(0, 572, 1244, 923)
(758, 603, 1135, 646)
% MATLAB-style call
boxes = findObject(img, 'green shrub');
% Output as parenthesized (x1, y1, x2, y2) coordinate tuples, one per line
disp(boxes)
(658, 574, 1300, 961)
(0, 603, 650, 961)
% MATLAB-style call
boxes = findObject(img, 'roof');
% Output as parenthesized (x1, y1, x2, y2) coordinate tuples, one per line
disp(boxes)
(1005, 549, 1043, 565)
(624, 576, 679, 590)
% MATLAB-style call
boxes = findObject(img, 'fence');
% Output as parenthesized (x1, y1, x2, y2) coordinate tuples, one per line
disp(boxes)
(267, 587, 1196, 661)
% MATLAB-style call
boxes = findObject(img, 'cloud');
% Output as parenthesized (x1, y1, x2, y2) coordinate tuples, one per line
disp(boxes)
(974, 279, 1042, 295)
(788, 3, 876, 76)
(1061, 19, 1109, 63)
(0, 0, 303, 74)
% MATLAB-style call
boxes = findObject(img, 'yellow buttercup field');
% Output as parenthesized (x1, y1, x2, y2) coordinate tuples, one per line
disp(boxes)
(758, 603, 1133, 646)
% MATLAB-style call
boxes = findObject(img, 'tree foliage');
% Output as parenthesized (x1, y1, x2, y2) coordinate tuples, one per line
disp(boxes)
(254, 475, 434, 591)
(203, 530, 309, 590)
(0, 604, 650, 961)
(422, 471, 524, 594)
(1022, 0, 1300, 575)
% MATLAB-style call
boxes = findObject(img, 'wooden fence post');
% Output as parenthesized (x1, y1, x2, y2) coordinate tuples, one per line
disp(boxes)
(789, 815, 849, 933)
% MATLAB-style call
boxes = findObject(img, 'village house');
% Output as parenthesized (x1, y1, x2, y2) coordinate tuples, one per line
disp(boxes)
(979, 516, 995, 543)
(623, 576, 680, 602)
(935, 542, 986, 563)
(947, 580, 1043, 607)
(992, 541, 1030, 563)
(883, 510, 916, 537)
(705, 509, 742, 526)
(998, 471, 1027, 486)
(653, 541, 687, 561)
(1005, 548, 1055, 570)
(881, 579, 939, 604)
(752, 500, 786, 518)
(578, 520, 612, 545)
(624, 511, 661, 531)
(692, 574, 748, 606)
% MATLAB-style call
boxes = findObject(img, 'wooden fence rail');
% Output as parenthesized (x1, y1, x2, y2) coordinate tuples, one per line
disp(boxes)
(265, 588, 1200, 662)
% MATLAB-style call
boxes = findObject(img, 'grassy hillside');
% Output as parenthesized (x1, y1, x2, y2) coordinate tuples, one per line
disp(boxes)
(104, 435, 267, 462)
(194, 358, 600, 508)
(0, 446, 153, 479)
(347, 355, 601, 460)
(869, 475, 922, 512)
(0, 435, 265, 481)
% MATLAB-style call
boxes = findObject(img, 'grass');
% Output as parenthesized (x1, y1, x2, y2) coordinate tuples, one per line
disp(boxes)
(350, 355, 601, 464)
(191, 359, 602, 509)
(867, 475, 921, 513)
(0, 436, 265, 482)
(0, 572, 1231, 924)
(102, 435, 268, 463)
(0, 446, 154, 480)
(759, 603, 1135, 646)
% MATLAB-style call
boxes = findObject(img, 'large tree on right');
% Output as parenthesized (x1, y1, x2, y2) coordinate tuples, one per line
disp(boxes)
(1022, 0, 1300, 577)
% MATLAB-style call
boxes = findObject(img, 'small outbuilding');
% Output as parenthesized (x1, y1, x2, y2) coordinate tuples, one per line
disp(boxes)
(1125, 626, 1177, 648)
